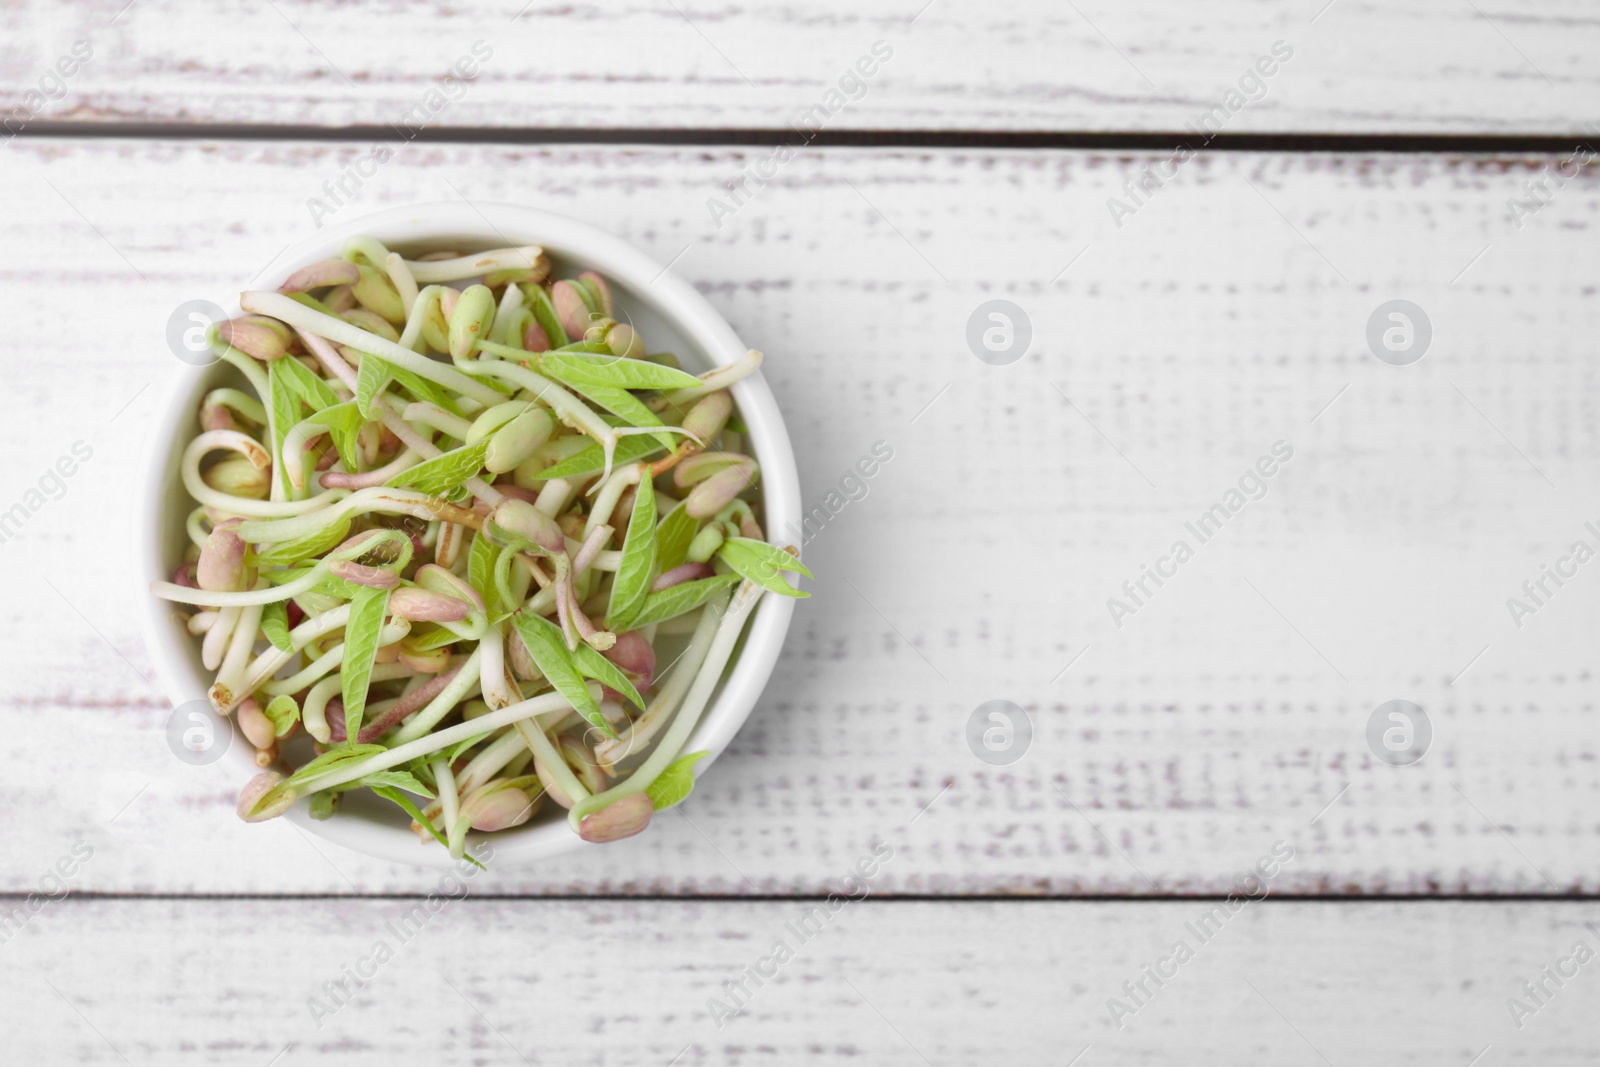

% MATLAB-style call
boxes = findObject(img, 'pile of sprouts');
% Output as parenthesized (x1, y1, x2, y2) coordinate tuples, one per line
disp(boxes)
(150, 238, 808, 855)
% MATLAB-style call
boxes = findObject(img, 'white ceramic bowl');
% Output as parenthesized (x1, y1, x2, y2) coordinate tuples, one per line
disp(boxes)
(139, 202, 800, 867)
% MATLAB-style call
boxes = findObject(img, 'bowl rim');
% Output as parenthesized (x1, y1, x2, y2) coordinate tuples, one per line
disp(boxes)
(138, 201, 800, 868)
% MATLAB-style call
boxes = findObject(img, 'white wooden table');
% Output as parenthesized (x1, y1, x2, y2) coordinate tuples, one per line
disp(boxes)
(3, 1, 1598, 1062)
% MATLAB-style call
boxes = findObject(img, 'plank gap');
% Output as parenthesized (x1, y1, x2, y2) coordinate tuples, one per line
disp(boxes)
(13, 121, 1600, 153)
(10, 893, 1600, 903)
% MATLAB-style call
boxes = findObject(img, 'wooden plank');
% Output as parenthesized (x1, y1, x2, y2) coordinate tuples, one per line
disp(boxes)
(1, 898, 1593, 1063)
(3, 1, 1600, 134)
(3, 139, 1598, 894)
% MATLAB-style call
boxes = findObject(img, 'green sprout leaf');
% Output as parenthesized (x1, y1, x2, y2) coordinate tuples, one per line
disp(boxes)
(390, 364, 470, 416)
(626, 574, 740, 629)
(527, 286, 569, 348)
(605, 473, 656, 632)
(275, 353, 341, 411)
(440, 731, 494, 765)
(654, 501, 698, 573)
(263, 694, 300, 738)
(540, 351, 703, 392)
(285, 291, 336, 316)
(571, 383, 677, 449)
(573, 278, 605, 314)
(570, 641, 645, 712)
(262, 564, 314, 586)
(491, 546, 521, 620)
(468, 531, 503, 617)
(267, 359, 303, 496)
(372, 786, 444, 843)
(314, 401, 367, 472)
(509, 612, 615, 739)
(306, 571, 367, 601)
(371, 786, 485, 869)
(308, 791, 340, 820)
(385, 439, 490, 497)
(646, 750, 709, 811)
(355, 350, 393, 419)
(260, 599, 294, 652)
(526, 434, 665, 481)
(257, 513, 353, 566)
(284, 743, 387, 789)
(406, 624, 461, 652)
(340, 585, 391, 744)
(718, 538, 812, 598)
(353, 769, 434, 798)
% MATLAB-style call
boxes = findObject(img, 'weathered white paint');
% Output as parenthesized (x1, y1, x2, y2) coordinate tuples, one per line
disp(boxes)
(1, 898, 1594, 1064)
(2, 1, 1599, 133)
(0, 140, 1595, 894)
